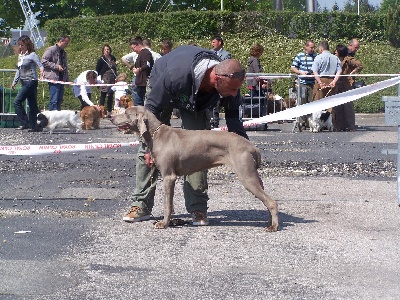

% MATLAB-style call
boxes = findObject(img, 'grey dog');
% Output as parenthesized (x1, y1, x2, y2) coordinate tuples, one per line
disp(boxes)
(112, 106, 279, 232)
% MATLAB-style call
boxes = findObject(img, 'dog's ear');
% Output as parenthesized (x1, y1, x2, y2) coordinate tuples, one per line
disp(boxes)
(137, 112, 149, 137)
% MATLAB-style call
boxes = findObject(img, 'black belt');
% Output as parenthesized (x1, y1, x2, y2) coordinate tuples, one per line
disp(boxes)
(320, 76, 332, 78)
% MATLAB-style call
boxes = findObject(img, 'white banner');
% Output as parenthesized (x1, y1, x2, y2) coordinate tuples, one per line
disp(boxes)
(216, 76, 400, 130)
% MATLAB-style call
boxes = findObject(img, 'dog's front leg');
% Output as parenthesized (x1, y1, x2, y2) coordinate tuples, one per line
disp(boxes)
(154, 174, 176, 229)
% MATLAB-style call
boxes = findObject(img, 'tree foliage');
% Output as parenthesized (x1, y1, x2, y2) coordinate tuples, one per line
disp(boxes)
(380, 0, 400, 12)
(342, 0, 378, 13)
(385, 2, 400, 47)
(0, 0, 277, 37)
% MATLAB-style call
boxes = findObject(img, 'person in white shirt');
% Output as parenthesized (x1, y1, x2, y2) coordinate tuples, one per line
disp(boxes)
(110, 73, 129, 110)
(72, 70, 102, 109)
(121, 37, 161, 71)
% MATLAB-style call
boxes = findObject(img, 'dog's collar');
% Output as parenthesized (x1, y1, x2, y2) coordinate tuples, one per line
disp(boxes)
(151, 124, 163, 138)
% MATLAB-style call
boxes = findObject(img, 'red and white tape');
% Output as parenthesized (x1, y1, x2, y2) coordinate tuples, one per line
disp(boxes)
(0, 141, 140, 156)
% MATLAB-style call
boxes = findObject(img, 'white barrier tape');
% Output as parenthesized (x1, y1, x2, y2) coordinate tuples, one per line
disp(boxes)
(215, 76, 400, 131)
(0, 141, 140, 156)
(245, 73, 400, 78)
(39, 78, 132, 87)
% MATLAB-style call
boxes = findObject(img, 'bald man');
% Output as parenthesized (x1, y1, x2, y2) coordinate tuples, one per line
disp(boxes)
(348, 38, 360, 57)
(123, 45, 248, 226)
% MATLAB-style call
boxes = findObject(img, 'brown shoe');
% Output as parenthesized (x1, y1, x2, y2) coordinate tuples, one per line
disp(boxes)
(191, 210, 209, 226)
(123, 206, 151, 222)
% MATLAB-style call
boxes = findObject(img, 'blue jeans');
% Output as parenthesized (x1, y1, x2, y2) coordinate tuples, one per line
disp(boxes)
(14, 80, 39, 129)
(133, 86, 145, 106)
(48, 83, 65, 111)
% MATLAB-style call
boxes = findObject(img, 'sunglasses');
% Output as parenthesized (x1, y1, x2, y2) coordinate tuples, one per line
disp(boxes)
(216, 69, 246, 79)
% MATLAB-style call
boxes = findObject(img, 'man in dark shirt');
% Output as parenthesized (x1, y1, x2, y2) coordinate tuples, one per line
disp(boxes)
(129, 37, 154, 106)
(123, 45, 247, 226)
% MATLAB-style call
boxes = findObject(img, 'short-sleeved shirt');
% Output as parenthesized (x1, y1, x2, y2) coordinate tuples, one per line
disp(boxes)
(312, 51, 342, 76)
(291, 51, 317, 85)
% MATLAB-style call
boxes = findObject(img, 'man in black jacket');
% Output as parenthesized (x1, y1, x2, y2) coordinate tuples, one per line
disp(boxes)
(123, 45, 247, 226)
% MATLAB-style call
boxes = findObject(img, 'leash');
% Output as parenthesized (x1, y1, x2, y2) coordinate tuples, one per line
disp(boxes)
(41, 81, 46, 111)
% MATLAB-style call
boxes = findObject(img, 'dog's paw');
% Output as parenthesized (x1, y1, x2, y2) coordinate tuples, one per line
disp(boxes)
(154, 221, 169, 229)
(264, 224, 279, 232)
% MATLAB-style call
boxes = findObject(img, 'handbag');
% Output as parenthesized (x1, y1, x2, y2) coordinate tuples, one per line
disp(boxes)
(352, 80, 366, 89)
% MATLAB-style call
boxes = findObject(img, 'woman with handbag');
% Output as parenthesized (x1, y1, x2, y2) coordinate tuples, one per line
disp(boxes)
(96, 44, 117, 118)
(333, 44, 363, 132)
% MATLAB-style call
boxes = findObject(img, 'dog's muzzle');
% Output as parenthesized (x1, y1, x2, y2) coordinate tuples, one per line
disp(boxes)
(117, 123, 131, 131)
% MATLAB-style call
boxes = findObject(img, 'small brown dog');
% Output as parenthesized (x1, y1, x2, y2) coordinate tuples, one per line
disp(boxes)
(119, 95, 133, 109)
(80, 105, 106, 130)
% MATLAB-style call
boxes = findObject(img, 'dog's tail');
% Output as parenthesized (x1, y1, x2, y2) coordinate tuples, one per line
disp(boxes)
(320, 111, 331, 123)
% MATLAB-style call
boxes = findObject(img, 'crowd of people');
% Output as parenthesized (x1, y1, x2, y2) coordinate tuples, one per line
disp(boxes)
(291, 38, 363, 132)
(10, 34, 364, 226)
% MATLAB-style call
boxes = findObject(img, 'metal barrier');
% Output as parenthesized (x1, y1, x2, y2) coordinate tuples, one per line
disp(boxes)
(0, 69, 20, 127)
(242, 73, 296, 128)
(381, 95, 400, 206)
(0, 69, 28, 127)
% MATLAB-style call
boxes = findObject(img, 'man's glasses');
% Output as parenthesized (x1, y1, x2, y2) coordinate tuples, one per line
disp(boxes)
(216, 69, 246, 79)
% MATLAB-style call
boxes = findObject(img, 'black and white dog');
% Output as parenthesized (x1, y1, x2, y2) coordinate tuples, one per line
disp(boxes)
(308, 110, 332, 133)
(37, 110, 81, 134)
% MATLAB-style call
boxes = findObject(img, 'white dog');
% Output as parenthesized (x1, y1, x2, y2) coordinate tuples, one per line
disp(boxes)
(37, 110, 81, 134)
(308, 111, 332, 133)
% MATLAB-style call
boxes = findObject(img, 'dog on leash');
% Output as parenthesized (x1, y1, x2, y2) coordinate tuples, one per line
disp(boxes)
(308, 110, 333, 132)
(37, 110, 81, 134)
(80, 105, 106, 130)
(112, 106, 279, 232)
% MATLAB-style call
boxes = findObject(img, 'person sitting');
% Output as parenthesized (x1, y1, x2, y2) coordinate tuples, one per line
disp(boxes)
(110, 73, 130, 110)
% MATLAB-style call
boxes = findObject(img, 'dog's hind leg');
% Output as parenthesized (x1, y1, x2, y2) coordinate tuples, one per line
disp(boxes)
(230, 157, 279, 232)
(239, 172, 279, 232)
(93, 118, 100, 129)
(154, 173, 177, 229)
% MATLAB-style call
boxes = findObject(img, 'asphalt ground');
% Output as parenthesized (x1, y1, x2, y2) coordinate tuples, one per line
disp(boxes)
(0, 114, 399, 299)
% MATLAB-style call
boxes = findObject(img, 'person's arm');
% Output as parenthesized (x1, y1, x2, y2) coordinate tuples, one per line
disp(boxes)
(11, 69, 20, 90)
(121, 52, 137, 71)
(311, 57, 325, 88)
(290, 54, 308, 75)
(349, 58, 363, 74)
(33, 52, 44, 78)
(95, 57, 103, 76)
(145, 71, 174, 119)
(134, 50, 153, 74)
(329, 58, 342, 87)
(41, 47, 58, 71)
(221, 93, 249, 140)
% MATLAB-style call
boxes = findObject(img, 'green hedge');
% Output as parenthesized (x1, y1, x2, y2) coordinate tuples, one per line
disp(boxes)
(44, 11, 386, 47)
(0, 10, 396, 113)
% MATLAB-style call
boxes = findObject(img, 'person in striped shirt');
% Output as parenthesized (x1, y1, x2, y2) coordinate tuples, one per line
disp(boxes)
(290, 40, 317, 127)
(291, 40, 317, 104)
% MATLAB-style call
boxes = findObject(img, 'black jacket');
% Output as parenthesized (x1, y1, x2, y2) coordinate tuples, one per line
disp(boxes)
(145, 45, 247, 139)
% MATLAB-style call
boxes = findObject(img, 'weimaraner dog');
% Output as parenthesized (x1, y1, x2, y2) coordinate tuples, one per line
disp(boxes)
(112, 106, 279, 232)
